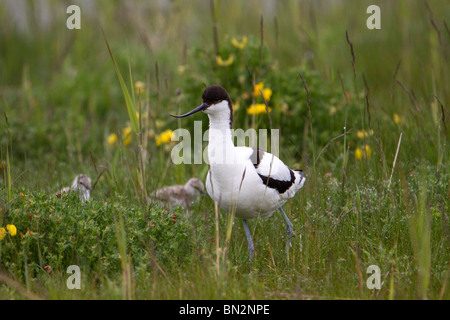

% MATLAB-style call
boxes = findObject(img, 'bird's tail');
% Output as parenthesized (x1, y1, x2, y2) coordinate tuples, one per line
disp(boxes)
(294, 170, 306, 190)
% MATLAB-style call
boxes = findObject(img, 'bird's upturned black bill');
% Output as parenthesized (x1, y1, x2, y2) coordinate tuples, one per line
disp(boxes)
(170, 103, 208, 118)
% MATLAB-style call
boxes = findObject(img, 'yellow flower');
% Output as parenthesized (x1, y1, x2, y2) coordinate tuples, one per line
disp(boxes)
(247, 103, 272, 115)
(155, 135, 162, 147)
(231, 36, 248, 50)
(0, 228, 6, 241)
(6, 224, 17, 237)
(216, 55, 234, 67)
(252, 83, 272, 101)
(356, 129, 373, 139)
(262, 88, 272, 101)
(253, 82, 264, 97)
(156, 129, 174, 147)
(161, 130, 174, 143)
(393, 113, 401, 124)
(134, 81, 145, 95)
(355, 145, 372, 160)
(355, 148, 363, 160)
(107, 133, 118, 147)
(123, 127, 133, 146)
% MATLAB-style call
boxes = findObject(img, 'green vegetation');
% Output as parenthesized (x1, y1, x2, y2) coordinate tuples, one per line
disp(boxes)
(0, 0, 448, 299)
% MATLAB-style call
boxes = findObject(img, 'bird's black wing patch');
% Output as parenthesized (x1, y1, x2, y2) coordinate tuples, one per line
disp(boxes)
(258, 169, 295, 194)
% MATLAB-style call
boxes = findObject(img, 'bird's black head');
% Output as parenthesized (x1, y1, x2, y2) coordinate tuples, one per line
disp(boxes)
(170, 85, 233, 126)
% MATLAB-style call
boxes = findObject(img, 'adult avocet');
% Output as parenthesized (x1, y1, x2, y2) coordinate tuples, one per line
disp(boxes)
(171, 85, 305, 260)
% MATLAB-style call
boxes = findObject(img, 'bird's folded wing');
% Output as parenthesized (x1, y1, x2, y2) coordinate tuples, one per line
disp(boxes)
(155, 186, 187, 200)
(248, 148, 292, 180)
(246, 147, 297, 194)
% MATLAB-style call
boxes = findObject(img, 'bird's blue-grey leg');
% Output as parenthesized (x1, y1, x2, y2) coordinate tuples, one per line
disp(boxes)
(242, 219, 254, 261)
(279, 207, 294, 241)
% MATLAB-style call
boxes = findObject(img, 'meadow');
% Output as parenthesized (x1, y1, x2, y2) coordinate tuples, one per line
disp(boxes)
(0, 0, 448, 300)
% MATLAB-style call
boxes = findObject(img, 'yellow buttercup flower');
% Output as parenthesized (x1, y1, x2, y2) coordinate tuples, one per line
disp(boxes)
(0, 228, 6, 241)
(355, 148, 363, 160)
(253, 83, 272, 101)
(161, 130, 174, 143)
(231, 36, 248, 50)
(156, 129, 174, 147)
(6, 224, 17, 237)
(253, 82, 264, 97)
(356, 130, 365, 139)
(393, 113, 401, 124)
(107, 133, 118, 147)
(216, 55, 234, 67)
(262, 88, 272, 101)
(247, 103, 272, 115)
(123, 127, 133, 146)
(355, 145, 372, 160)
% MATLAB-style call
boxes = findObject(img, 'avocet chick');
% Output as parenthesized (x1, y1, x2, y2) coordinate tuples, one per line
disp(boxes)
(151, 178, 205, 210)
(58, 174, 92, 203)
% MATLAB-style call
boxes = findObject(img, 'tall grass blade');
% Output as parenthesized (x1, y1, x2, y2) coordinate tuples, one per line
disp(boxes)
(102, 29, 139, 134)
(113, 210, 134, 299)
(408, 172, 431, 299)
(6, 145, 11, 204)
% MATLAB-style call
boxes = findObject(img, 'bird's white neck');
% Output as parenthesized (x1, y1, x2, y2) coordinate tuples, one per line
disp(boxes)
(208, 112, 232, 130)
(207, 110, 235, 165)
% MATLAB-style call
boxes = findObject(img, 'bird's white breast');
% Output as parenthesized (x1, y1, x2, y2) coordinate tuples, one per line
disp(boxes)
(206, 147, 290, 219)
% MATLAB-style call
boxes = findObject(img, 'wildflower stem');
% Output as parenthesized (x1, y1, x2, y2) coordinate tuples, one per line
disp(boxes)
(259, 15, 264, 60)
(315, 129, 353, 164)
(259, 89, 272, 130)
(388, 132, 403, 190)
(4, 112, 12, 205)
(210, 0, 220, 56)
(345, 30, 356, 79)
(214, 201, 221, 281)
(139, 235, 173, 287)
(138, 91, 148, 206)
(298, 71, 315, 166)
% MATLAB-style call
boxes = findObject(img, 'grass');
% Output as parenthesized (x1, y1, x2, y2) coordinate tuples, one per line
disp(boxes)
(0, 0, 449, 300)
